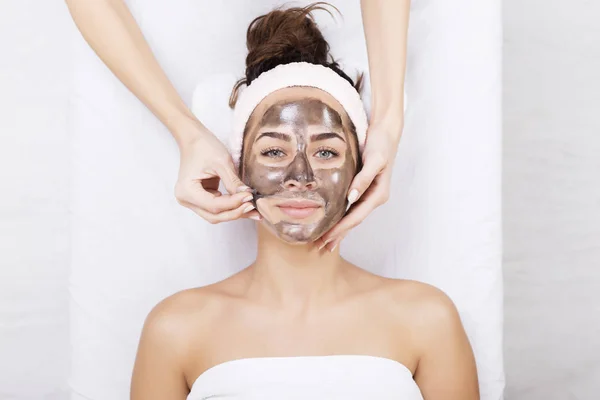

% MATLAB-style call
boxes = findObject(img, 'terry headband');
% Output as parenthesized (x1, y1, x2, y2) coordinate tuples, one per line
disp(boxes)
(231, 62, 368, 165)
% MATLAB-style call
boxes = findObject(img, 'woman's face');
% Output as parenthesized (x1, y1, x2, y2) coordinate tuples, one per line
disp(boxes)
(240, 87, 360, 243)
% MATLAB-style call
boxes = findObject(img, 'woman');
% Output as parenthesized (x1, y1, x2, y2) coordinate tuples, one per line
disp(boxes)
(65, 0, 407, 249)
(130, 5, 479, 399)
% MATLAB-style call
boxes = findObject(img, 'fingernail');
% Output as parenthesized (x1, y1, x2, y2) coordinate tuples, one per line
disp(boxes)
(319, 238, 332, 251)
(243, 194, 254, 202)
(244, 204, 255, 213)
(236, 185, 251, 193)
(348, 189, 359, 204)
(329, 241, 338, 252)
(249, 215, 261, 221)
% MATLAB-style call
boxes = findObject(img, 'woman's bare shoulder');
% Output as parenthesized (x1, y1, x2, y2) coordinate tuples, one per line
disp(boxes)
(372, 278, 461, 327)
(142, 272, 248, 343)
(381, 279, 466, 354)
(381, 278, 453, 301)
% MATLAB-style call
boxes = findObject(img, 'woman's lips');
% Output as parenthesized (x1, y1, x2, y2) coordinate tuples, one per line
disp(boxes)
(276, 199, 322, 219)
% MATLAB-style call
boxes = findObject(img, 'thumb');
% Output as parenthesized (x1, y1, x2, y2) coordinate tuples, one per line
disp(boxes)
(347, 157, 383, 204)
(215, 160, 248, 195)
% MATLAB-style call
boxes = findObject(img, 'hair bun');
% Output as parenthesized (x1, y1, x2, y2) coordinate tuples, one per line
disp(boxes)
(229, 2, 362, 108)
(245, 3, 333, 82)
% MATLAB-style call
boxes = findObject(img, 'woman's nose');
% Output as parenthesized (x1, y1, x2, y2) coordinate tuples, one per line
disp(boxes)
(283, 152, 318, 191)
(284, 178, 318, 191)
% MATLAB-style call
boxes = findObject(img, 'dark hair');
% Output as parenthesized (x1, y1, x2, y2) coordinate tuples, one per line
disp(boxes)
(229, 2, 363, 108)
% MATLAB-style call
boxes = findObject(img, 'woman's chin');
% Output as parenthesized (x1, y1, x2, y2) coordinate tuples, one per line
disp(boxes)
(280, 237, 311, 245)
(258, 213, 340, 245)
(274, 222, 324, 245)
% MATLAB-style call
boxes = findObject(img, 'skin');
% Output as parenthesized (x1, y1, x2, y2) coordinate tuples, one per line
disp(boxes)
(131, 258, 480, 400)
(131, 87, 480, 400)
(319, 0, 410, 250)
(240, 87, 360, 243)
(65, 0, 257, 223)
(69, 1, 477, 398)
(66, 0, 410, 229)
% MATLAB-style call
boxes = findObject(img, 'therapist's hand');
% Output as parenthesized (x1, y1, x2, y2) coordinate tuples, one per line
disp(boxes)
(319, 119, 403, 251)
(174, 121, 260, 223)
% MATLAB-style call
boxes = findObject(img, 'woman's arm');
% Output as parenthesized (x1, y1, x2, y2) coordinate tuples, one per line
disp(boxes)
(65, 0, 256, 222)
(413, 290, 480, 400)
(361, 0, 409, 131)
(320, 0, 410, 250)
(65, 0, 194, 143)
(130, 300, 189, 400)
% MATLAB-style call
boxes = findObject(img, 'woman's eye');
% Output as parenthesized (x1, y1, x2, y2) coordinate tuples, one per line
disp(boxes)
(262, 149, 286, 158)
(315, 149, 338, 159)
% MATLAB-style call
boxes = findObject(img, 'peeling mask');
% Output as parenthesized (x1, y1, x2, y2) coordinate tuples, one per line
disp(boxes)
(240, 91, 360, 244)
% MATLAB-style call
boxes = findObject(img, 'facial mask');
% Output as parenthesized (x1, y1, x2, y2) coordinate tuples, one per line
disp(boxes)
(241, 98, 359, 243)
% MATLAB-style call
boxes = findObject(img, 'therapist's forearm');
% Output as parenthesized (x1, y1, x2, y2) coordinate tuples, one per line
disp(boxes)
(360, 0, 410, 136)
(65, 0, 200, 146)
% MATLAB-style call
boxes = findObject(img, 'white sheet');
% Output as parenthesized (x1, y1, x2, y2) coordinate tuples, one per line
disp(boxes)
(0, 2, 73, 399)
(68, 1, 503, 399)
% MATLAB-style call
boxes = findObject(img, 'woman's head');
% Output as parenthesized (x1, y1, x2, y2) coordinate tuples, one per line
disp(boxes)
(230, 3, 366, 244)
(241, 86, 360, 243)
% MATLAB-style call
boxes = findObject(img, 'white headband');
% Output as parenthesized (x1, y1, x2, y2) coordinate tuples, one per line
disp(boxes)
(231, 62, 368, 165)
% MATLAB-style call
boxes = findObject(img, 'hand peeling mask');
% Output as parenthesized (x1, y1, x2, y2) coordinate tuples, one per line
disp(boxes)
(240, 87, 360, 244)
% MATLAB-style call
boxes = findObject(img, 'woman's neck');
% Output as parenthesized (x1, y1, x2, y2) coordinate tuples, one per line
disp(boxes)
(246, 224, 349, 310)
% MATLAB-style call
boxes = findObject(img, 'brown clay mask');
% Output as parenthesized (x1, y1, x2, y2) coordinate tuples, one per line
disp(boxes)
(240, 92, 359, 244)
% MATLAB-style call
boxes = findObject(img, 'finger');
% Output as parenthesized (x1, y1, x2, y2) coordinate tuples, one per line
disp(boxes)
(347, 156, 385, 205)
(187, 200, 256, 224)
(182, 186, 254, 215)
(185, 204, 219, 224)
(315, 237, 328, 251)
(243, 209, 262, 221)
(325, 234, 346, 252)
(206, 189, 222, 197)
(215, 160, 250, 195)
(322, 169, 391, 244)
(317, 235, 338, 251)
(321, 197, 376, 243)
(210, 201, 257, 223)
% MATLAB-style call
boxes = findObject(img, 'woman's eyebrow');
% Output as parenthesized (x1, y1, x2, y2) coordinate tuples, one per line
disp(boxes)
(256, 131, 292, 142)
(310, 132, 346, 143)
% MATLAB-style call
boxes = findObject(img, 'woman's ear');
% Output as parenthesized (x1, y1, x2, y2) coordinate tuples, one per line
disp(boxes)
(191, 73, 238, 145)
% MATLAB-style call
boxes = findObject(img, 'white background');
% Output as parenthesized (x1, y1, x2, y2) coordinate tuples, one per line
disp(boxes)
(0, 0, 598, 399)
(0, 1, 72, 398)
(503, 0, 600, 398)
